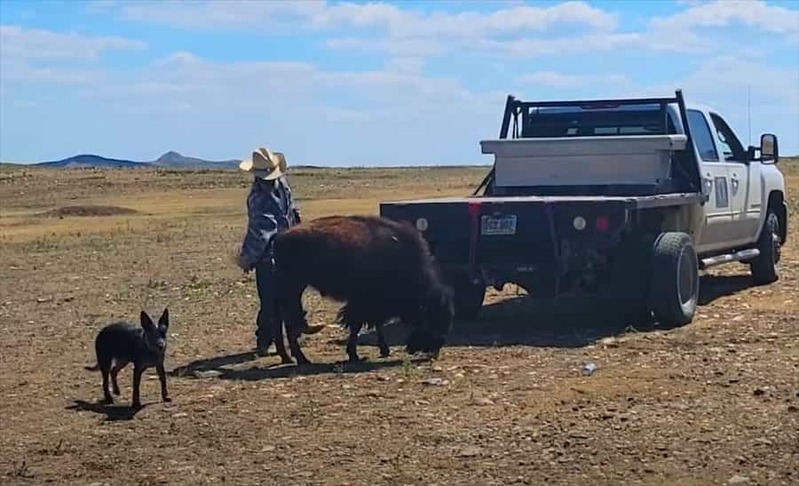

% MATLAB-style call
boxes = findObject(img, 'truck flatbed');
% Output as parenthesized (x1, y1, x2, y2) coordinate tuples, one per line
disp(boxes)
(381, 191, 705, 210)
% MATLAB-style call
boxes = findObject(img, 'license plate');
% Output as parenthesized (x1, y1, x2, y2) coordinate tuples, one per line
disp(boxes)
(480, 214, 517, 235)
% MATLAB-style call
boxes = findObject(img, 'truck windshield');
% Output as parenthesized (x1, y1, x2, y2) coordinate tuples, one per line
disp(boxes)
(522, 103, 676, 138)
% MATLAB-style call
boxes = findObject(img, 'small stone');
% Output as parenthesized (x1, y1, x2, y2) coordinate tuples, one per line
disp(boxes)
(753, 388, 766, 396)
(727, 475, 750, 484)
(261, 445, 276, 452)
(473, 397, 494, 406)
(172, 412, 188, 418)
(457, 446, 482, 458)
(421, 378, 448, 386)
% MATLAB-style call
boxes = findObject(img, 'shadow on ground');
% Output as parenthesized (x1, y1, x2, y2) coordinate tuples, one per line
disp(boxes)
(65, 399, 147, 421)
(170, 354, 431, 382)
(169, 272, 759, 382)
(698, 274, 757, 305)
(353, 271, 760, 349)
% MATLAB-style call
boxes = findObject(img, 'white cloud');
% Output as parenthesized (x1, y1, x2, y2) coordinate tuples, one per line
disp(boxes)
(111, 0, 616, 35)
(519, 71, 630, 88)
(0, 25, 145, 86)
(105, 0, 627, 59)
(0, 25, 145, 60)
(95, 0, 799, 61)
(651, 0, 799, 36)
(62, 49, 475, 118)
(645, 0, 799, 53)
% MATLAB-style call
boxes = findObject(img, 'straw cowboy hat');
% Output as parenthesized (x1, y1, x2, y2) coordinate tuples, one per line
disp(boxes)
(239, 146, 287, 180)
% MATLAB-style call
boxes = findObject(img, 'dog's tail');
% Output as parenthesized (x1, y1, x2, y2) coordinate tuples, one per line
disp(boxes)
(84, 362, 100, 371)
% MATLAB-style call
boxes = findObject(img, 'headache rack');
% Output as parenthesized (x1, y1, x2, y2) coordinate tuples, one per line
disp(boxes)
(473, 89, 702, 197)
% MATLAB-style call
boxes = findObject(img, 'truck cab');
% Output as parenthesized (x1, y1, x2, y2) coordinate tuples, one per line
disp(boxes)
(674, 104, 786, 256)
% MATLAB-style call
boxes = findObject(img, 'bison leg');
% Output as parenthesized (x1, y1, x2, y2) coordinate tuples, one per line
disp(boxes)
(286, 326, 310, 365)
(374, 321, 390, 358)
(269, 297, 293, 365)
(345, 322, 366, 363)
(273, 321, 293, 365)
(276, 282, 311, 366)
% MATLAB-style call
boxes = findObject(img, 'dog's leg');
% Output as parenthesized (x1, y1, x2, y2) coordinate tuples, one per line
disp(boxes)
(156, 361, 171, 403)
(131, 363, 144, 409)
(109, 360, 128, 396)
(100, 361, 114, 404)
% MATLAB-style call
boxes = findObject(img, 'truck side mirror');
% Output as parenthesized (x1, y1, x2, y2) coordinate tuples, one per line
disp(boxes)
(760, 133, 779, 163)
(746, 145, 756, 161)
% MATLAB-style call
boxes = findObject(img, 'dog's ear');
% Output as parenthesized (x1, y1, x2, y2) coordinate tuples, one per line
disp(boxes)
(158, 308, 170, 330)
(140, 311, 156, 332)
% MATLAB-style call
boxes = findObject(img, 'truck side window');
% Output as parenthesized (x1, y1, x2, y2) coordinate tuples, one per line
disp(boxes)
(709, 113, 746, 161)
(686, 110, 719, 162)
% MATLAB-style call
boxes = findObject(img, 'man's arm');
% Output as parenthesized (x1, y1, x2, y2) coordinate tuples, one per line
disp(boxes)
(281, 177, 302, 225)
(238, 190, 279, 271)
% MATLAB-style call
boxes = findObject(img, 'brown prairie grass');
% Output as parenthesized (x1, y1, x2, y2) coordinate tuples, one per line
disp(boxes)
(0, 160, 797, 486)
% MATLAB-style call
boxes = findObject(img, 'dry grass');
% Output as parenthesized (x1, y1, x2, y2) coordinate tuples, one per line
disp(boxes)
(0, 160, 797, 486)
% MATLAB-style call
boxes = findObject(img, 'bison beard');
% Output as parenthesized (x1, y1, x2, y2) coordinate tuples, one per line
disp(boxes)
(270, 215, 454, 365)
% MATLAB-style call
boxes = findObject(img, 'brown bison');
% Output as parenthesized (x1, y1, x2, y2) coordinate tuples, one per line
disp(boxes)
(268, 214, 454, 365)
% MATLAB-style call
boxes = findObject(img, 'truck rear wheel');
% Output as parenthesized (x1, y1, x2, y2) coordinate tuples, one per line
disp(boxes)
(648, 232, 699, 327)
(750, 210, 781, 285)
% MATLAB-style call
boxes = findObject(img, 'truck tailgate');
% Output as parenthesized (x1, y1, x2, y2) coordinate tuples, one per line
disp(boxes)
(380, 195, 638, 270)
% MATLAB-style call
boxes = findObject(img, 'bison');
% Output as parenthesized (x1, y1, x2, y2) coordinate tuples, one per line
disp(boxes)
(268, 214, 454, 365)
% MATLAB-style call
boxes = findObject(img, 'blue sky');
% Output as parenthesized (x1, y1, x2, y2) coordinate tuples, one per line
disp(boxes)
(1, 0, 798, 166)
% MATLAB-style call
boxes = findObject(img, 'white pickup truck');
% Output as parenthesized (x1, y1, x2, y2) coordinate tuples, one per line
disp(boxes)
(379, 90, 788, 327)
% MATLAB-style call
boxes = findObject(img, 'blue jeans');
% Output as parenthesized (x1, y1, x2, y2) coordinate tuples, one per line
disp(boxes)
(254, 259, 279, 346)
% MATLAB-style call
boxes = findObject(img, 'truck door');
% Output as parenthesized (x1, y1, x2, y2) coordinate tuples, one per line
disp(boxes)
(686, 109, 734, 253)
(709, 112, 761, 246)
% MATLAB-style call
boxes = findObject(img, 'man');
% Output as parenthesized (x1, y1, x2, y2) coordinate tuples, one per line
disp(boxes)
(236, 146, 323, 354)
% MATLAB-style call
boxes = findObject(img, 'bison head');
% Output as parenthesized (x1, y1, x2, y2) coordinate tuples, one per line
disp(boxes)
(405, 283, 454, 357)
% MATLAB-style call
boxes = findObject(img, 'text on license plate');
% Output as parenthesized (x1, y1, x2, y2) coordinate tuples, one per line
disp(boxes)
(480, 214, 517, 235)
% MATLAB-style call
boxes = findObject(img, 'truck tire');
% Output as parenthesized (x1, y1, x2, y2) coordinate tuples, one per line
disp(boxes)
(452, 279, 486, 320)
(750, 211, 781, 285)
(648, 232, 699, 328)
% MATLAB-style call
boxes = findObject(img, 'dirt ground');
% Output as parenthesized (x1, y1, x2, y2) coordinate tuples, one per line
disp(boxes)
(1, 162, 797, 486)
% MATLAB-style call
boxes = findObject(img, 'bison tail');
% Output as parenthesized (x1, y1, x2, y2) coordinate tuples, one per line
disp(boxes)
(334, 303, 353, 329)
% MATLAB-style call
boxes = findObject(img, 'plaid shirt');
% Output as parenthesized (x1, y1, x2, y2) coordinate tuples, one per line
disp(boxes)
(239, 175, 301, 271)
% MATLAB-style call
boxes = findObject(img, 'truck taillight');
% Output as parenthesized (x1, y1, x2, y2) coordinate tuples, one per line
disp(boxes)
(595, 216, 610, 231)
(467, 200, 482, 218)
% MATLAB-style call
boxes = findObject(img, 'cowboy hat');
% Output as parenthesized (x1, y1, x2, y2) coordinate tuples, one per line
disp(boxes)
(238, 146, 286, 180)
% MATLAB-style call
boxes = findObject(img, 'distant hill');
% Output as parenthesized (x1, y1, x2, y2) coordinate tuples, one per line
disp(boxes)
(152, 151, 239, 169)
(35, 151, 240, 169)
(36, 154, 151, 169)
